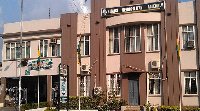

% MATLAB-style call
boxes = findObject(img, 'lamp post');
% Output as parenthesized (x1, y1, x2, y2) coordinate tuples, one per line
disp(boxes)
(19, 0, 23, 111)
(67, 65, 69, 111)
(58, 63, 61, 111)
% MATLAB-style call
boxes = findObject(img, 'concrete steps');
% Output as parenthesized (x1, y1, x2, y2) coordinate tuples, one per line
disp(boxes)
(124, 106, 141, 111)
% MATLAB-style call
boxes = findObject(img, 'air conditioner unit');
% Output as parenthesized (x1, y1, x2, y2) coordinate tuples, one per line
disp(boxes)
(50, 38, 57, 44)
(94, 87, 102, 95)
(187, 40, 194, 48)
(81, 64, 89, 71)
(151, 60, 160, 69)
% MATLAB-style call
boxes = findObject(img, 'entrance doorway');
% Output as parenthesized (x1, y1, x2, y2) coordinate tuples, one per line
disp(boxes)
(128, 74, 139, 105)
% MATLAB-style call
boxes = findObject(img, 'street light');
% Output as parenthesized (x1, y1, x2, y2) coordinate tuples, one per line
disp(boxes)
(58, 63, 61, 111)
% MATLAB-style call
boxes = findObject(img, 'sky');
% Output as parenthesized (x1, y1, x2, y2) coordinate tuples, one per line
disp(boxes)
(0, 0, 194, 62)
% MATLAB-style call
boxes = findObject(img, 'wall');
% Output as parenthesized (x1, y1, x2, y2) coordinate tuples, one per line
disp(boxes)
(106, 0, 120, 7)
(179, 1, 196, 25)
(4, 18, 60, 34)
(90, 0, 106, 92)
(106, 12, 161, 27)
(161, 0, 180, 106)
(106, 28, 120, 73)
(1, 58, 60, 77)
(61, 13, 78, 96)
(77, 14, 90, 34)
(120, 0, 144, 6)
(178, 1, 199, 107)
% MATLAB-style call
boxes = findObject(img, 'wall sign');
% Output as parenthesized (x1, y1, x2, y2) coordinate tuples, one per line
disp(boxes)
(101, 1, 165, 17)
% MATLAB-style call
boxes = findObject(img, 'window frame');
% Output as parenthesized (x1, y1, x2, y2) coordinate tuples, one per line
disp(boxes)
(6, 41, 31, 60)
(80, 35, 90, 56)
(182, 25, 195, 49)
(51, 44, 60, 57)
(107, 74, 121, 97)
(184, 71, 198, 95)
(80, 75, 91, 96)
(125, 25, 141, 53)
(147, 24, 159, 52)
(149, 73, 161, 95)
(40, 40, 48, 57)
(109, 27, 120, 54)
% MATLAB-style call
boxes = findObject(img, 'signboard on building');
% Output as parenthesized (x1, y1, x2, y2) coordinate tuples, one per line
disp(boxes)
(101, 1, 165, 17)
(60, 76, 67, 103)
(25, 58, 53, 75)
(27, 58, 53, 71)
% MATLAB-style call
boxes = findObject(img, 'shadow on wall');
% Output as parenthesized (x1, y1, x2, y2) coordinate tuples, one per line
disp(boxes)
(4, 62, 13, 71)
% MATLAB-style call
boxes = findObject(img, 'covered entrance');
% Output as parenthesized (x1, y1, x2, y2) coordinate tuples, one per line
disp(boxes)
(128, 74, 139, 105)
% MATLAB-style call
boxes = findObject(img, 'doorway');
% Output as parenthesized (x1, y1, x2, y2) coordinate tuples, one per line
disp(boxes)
(128, 74, 139, 105)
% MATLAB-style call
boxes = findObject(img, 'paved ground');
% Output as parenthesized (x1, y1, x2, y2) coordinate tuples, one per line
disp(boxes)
(0, 107, 18, 111)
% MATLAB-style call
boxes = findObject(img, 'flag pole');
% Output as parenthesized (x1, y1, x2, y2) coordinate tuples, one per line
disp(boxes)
(37, 44, 40, 108)
(19, 0, 23, 110)
(77, 34, 82, 111)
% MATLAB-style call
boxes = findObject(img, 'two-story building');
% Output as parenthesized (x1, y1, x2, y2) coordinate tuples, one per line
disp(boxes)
(0, 18, 61, 106)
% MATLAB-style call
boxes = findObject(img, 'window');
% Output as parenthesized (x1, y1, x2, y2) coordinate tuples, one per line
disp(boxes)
(6, 41, 30, 59)
(147, 24, 159, 51)
(6, 44, 10, 59)
(185, 71, 197, 94)
(40, 40, 48, 57)
(109, 28, 119, 54)
(80, 76, 91, 96)
(107, 74, 121, 96)
(182, 25, 195, 49)
(80, 36, 90, 55)
(51, 44, 60, 56)
(125, 25, 141, 52)
(149, 73, 160, 95)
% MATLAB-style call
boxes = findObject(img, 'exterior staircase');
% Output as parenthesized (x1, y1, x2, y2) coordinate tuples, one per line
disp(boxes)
(123, 106, 141, 111)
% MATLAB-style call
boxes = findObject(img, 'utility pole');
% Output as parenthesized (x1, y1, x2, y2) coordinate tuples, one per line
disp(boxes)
(19, 0, 23, 111)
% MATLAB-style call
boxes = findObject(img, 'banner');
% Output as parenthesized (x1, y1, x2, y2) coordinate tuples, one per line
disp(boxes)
(27, 58, 53, 71)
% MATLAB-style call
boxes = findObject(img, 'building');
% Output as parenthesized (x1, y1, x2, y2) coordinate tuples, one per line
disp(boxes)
(1, 0, 200, 109)
(0, 18, 61, 106)
(61, 0, 200, 109)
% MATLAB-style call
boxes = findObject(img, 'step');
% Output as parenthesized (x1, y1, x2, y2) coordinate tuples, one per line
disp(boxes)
(124, 106, 141, 111)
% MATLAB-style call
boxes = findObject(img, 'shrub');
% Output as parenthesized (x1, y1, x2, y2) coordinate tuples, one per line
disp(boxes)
(21, 102, 50, 111)
(160, 105, 180, 111)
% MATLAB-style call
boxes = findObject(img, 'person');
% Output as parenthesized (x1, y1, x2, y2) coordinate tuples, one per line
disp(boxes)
(5, 91, 12, 107)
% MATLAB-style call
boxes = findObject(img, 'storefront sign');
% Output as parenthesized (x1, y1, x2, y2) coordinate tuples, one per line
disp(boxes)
(101, 1, 165, 17)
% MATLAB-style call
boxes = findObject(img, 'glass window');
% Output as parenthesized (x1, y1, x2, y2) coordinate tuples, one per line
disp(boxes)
(6, 41, 30, 59)
(109, 28, 119, 54)
(80, 36, 90, 56)
(6, 44, 10, 59)
(149, 73, 160, 95)
(184, 71, 197, 94)
(11, 43, 15, 59)
(125, 25, 141, 52)
(40, 40, 48, 57)
(16, 43, 20, 59)
(52, 44, 60, 56)
(26, 41, 30, 58)
(80, 76, 90, 96)
(182, 25, 195, 49)
(147, 24, 159, 51)
(108, 74, 121, 96)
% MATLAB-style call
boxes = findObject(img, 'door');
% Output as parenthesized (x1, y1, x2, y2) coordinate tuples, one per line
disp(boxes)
(129, 79, 139, 105)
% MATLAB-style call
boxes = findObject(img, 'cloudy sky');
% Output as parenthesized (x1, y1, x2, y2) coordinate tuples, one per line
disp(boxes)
(0, 0, 194, 62)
